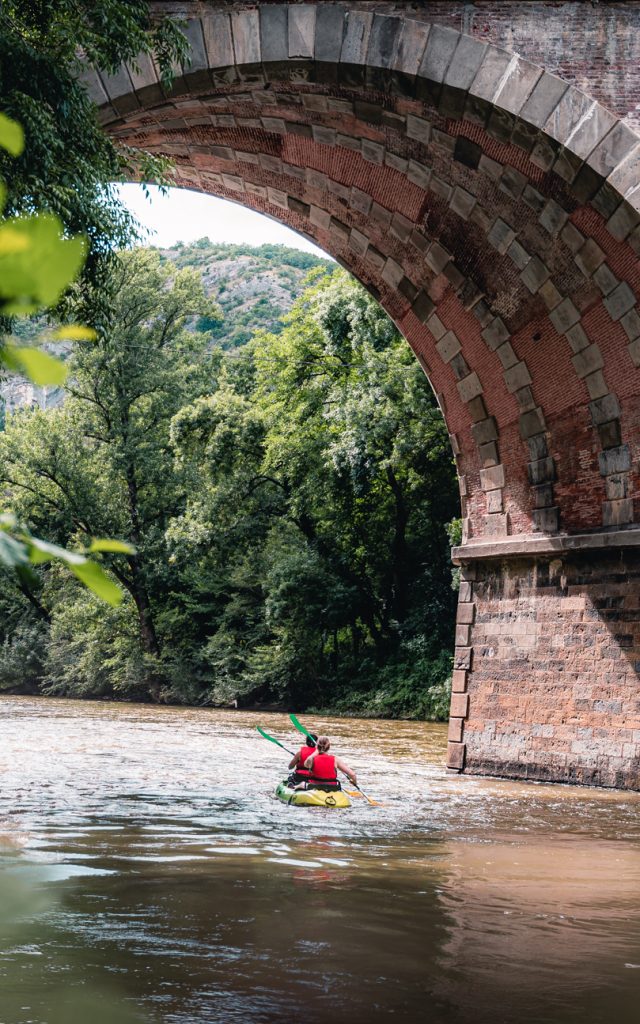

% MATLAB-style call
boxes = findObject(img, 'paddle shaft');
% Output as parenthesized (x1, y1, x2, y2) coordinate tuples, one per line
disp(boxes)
(350, 781, 380, 806)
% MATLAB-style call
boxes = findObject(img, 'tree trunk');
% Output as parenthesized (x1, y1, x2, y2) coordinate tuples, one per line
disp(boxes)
(386, 466, 409, 624)
(125, 465, 162, 700)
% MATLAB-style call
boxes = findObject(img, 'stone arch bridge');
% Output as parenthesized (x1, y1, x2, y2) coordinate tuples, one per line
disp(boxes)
(80, 1, 640, 789)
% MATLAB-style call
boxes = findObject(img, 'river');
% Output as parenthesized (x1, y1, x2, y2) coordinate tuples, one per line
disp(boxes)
(0, 696, 639, 1024)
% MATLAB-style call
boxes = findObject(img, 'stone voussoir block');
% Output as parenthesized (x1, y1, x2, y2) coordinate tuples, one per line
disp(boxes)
(575, 238, 605, 277)
(487, 218, 517, 255)
(481, 317, 510, 350)
(471, 416, 498, 445)
(412, 291, 435, 323)
(620, 307, 640, 341)
(520, 255, 551, 293)
(504, 360, 533, 393)
(448, 717, 465, 743)
(455, 623, 471, 646)
(457, 372, 484, 403)
(599, 444, 631, 476)
(480, 464, 505, 492)
(602, 498, 634, 527)
(533, 506, 560, 533)
(446, 741, 466, 770)
(450, 691, 470, 717)
(572, 343, 604, 378)
(436, 330, 462, 363)
(550, 297, 580, 334)
(528, 456, 556, 484)
(603, 281, 637, 321)
(381, 257, 404, 288)
(406, 112, 431, 144)
(589, 393, 621, 426)
(520, 407, 546, 439)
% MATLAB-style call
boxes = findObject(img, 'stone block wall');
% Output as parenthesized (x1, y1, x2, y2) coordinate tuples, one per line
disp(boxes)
(449, 543, 640, 789)
(153, 2, 640, 131)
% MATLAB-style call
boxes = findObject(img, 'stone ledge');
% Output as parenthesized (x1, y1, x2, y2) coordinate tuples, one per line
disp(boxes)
(452, 527, 640, 562)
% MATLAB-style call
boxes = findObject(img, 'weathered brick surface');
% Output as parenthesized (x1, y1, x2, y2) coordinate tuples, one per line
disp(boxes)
(462, 549, 640, 789)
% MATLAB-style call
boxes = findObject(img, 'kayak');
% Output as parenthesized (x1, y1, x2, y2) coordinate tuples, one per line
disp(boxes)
(275, 781, 351, 808)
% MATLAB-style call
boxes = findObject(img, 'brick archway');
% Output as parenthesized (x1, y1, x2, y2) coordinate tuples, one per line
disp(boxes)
(81, 3, 640, 788)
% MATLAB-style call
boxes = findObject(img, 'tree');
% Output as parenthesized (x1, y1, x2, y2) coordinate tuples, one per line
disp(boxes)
(168, 269, 459, 714)
(0, 1, 187, 300)
(0, 249, 220, 698)
(0, 111, 137, 606)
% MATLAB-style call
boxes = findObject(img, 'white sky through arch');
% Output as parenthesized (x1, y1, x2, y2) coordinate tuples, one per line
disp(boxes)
(116, 183, 331, 258)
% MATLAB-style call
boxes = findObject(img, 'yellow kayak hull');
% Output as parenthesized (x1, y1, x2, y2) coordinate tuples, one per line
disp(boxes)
(275, 782, 351, 808)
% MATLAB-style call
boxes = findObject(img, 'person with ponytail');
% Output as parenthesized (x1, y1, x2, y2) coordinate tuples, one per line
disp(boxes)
(298, 735, 357, 792)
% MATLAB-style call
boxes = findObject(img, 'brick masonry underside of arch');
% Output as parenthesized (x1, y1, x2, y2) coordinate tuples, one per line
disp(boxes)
(82, 3, 640, 789)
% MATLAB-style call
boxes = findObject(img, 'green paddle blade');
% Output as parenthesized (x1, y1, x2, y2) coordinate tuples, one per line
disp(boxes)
(257, 726, 284, 748)
(289, 712, 314, 740)
(256, 726, 295, 756)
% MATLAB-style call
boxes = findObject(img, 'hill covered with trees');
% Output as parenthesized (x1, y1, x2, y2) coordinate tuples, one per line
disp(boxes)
(162, 238, 334, 350)
(0, 240, 333, 417)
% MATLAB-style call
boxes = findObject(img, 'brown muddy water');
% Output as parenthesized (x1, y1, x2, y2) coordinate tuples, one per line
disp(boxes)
(0, 697, 639, 1024)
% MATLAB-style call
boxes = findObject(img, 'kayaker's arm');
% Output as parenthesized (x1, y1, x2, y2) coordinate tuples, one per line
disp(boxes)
(335, 757, 357, 785)
(304, 753, 316, 770)
(288, 752, 300, 769)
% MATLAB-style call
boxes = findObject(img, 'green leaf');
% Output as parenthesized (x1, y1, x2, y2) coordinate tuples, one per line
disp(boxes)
(0, 531, 29, 568)
(88, 538, 136, 555)
(0, 114, 24, 157)
(0, 225, 30, 255)
(51, 325, 97, 341)
(3, 345, 68, 386)
(27, 537, 86, 565)
(70, 560, 123, 606)
(0, 214, 86, 314)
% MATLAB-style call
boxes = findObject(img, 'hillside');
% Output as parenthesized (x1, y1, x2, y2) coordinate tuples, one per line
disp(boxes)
(0, 240, 334, 415)
(158, 239, 333, 349)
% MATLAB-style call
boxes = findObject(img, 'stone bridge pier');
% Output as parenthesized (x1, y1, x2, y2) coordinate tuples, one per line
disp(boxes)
(81, 1, 640, 788)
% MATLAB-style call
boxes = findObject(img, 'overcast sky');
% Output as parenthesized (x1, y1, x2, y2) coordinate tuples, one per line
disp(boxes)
(116, 183, 330, 258)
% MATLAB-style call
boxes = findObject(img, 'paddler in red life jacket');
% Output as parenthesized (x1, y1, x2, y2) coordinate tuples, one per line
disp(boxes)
(287, 733, 318, 785)
(298, 735, 357, 791)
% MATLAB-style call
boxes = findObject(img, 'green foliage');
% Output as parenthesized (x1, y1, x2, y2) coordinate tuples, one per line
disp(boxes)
(0, 1, 187, 298)
(164, 269, 458, 714)
(0, 256, 458, 717)
(166, 239, 333, 349)
(43, 583, 145, 699)
(0, 249, 218, 697)
(0, 112, 136, 605)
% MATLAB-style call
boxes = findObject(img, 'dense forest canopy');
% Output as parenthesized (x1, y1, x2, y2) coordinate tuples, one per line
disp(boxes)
(0, 250, 459, 718)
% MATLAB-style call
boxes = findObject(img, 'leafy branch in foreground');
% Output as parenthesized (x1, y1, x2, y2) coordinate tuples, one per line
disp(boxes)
(0, 113, 133, 604)
(0, 0, 188, 294)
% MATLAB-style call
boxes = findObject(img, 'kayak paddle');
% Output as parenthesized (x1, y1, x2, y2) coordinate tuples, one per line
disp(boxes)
(289, 713, 383, 806)
(348, 781, 383, 807)
(256, 725, 295, 756)
(289, 712, 314, 741)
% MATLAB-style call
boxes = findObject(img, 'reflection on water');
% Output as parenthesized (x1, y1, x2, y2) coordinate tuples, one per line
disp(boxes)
(1, 696, 639, 1023)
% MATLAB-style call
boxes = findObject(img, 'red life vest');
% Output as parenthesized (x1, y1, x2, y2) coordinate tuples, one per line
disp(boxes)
(308, 753, 337, 784)
(296, 744, 316, 777)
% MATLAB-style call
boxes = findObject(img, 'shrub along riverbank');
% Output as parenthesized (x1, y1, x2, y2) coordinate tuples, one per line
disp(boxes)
(0, 251, 459, 720)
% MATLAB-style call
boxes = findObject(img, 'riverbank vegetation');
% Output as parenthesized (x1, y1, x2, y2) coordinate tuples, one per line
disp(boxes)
(0, 252, 459, 718)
